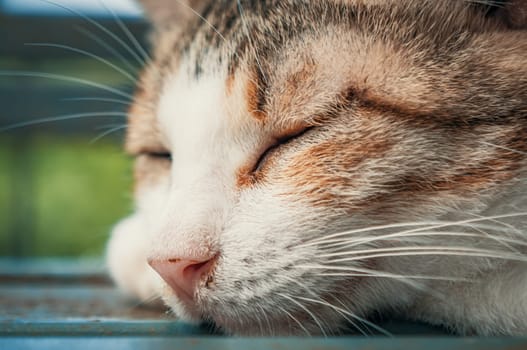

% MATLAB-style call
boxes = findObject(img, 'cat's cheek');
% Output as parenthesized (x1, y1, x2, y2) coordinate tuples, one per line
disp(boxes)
(134, 174, 172, 225)
(133, 155, 171, 198)
(106, 214, 164, 304)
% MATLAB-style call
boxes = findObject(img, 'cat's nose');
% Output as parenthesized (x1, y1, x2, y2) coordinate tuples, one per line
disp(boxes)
(148, 256, 217, 301)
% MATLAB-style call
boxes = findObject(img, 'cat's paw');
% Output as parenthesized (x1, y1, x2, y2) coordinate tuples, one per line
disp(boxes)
(106, 214, 163, 305)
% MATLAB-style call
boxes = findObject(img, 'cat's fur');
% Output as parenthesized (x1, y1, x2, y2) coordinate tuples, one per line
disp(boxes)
(106, 0, 527, 335)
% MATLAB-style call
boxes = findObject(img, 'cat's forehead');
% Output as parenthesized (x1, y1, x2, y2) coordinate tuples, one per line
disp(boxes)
(125, 0, 508, 155)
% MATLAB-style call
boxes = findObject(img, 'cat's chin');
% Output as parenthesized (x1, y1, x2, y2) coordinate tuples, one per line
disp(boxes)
(160, 291, 308, 335)
(160, 287, 204, 323)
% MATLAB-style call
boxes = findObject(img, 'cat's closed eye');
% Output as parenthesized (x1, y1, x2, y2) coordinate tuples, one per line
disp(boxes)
(144, 152, 172, 161)
(251, 125, 314, 175)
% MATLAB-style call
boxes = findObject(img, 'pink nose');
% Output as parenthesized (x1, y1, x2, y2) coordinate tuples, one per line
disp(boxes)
(148, 256, 217, 302)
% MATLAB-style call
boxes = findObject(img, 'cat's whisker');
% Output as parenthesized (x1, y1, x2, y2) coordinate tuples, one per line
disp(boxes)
(300, 264, 450, 301)
(174, 0, 227, 44)
(298, 264, 471, 285)
(281, 276, 375, 335)
(0, 70, 141, 103)
(459, 219, 523, 254)
(25, 43, 137, 83)
(171, 0, 254, 86)
(465, 0, 506, 8)
(97, 0, 151, 65)
(298, 222, 444, 248)
(329, 296, 372, 336)
(75, 26, 139, 75)
(90, 124, 127, 144)
(317, 230, 527, 253)
(62, 96, 131, 106)
(468, 212, 525, 238)
(296, 296, 392, 336)
(139, 293, 162, 306)
(251, 304, 265, 336)
(306, 270, 472, 283)
(319, 244, 523, 258)
(0, 111, 128, 132)
(62, 96, 153, 112)
(319, 247, 527, 264)
(41, 0, 146, 67)
(315, 227, 492, 247)
(122, 292, 162, 312)
(256, 304, 273, 336)
(275, 303, 311, 336)
(277, 292, 328, 336)
(94, 122, 125, 130)
(300, 212, 527, 248)
(281, 275, 320, 298)
(479, 141, 527, 155)
(237, 0, 267, 83)
(311, 272, 471, 285)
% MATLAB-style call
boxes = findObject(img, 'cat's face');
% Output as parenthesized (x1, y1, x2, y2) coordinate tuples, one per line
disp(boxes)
(107, 0, 527, 335)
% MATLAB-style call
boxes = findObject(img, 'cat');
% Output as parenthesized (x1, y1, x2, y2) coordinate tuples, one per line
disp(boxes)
(106, 0, 527, 336)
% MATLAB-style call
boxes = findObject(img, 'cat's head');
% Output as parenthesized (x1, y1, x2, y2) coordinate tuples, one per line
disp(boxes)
(107, 0, 527, 335)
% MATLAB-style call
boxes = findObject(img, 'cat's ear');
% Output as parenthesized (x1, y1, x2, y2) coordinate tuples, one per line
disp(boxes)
(138, 0, 209, 28)
(490, 0, 527, 29)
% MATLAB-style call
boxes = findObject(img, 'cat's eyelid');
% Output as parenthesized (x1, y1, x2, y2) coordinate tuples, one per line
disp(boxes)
(131, 147, 172, 159)
(145, 151, 172, 159)
(272, 121, 314, 142)
(251, 124, 315, 175)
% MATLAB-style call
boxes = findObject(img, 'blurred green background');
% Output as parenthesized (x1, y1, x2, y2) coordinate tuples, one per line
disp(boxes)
(0, 10, 148, 257)
(0, 134, 132, 256)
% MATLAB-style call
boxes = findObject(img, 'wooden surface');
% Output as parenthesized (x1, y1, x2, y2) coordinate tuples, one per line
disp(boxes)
(1, 258, 526, 349)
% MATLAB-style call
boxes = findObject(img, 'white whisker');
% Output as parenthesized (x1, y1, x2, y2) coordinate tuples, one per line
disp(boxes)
(275, 304, 311, 336)
(175, 0, 227, 43)
(90, 124, 127, 143)
(75, 26, 139, 74)
(0, 112, 127, 132)
(97, 0, 151, 64)
(301, 212, 527, 248)
(62, 97, 131, 106)
(62, 96, 153, 111)
(0, 70, 143, 103)
(304, 269, 472, 283)
(277, 292, 328, 336)
(319, 246, 527, 263)
(320, 231, 527, 252)
(41, 0, 146, 67)
(255, 304, 273, 336)
(280, 275, 370, 335)
(296, 296, 392, 336)
(25, 43, 137, 83)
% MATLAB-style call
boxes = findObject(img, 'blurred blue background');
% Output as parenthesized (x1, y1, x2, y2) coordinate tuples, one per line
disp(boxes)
(0, 0, 149, 256)
(2, 0, 143, 18)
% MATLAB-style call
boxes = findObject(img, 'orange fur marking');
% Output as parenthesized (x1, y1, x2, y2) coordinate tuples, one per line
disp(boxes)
(226, 72, 236, 96)
(246, 71, 266, 122)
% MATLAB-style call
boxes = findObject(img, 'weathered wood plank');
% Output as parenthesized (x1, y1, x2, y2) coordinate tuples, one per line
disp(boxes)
(1, 258, 526, 350)
(1, 337, 527, 350)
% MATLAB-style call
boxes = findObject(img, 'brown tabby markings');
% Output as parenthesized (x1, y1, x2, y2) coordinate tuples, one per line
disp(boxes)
(282, 134, 394, 207)
(245, 71, 267, 122)
(126, 79, 165, 156)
